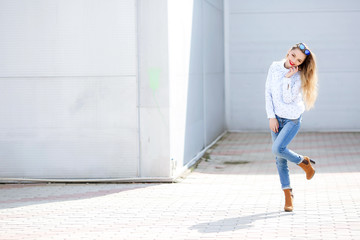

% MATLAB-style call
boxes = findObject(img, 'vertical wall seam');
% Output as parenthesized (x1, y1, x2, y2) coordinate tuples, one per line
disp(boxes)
(223, 0, 230, 131)
(135, 0, 141, 178)
(202, 0, 207, 148)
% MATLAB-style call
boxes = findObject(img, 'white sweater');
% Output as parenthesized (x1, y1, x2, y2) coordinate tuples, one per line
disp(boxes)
(265, 59, 305, 119)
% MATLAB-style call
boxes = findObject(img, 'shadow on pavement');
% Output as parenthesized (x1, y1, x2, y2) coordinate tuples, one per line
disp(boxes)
(189, 211, 290, 233)
(0, 183, 158, 210)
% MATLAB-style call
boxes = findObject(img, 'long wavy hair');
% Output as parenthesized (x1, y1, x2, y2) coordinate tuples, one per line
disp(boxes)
(289, 43, 318, 110)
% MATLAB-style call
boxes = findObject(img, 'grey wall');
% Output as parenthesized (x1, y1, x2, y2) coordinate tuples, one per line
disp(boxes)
(168, 0, 225, 167)
(184, 0, 225, 165)
(203, 0, 225, 145)
(226, 0, 360, 131)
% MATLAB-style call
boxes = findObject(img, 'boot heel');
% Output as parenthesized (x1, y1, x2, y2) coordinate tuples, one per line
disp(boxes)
(299, 156, 316, 180)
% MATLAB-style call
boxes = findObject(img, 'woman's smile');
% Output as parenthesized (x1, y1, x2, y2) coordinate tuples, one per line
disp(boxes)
(289, 60, 295, 66)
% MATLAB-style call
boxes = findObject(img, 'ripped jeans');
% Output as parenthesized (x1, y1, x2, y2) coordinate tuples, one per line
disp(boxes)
(271, 115, 303, 190)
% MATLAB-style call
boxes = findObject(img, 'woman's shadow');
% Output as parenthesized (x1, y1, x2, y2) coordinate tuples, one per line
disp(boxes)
(189, 211, 292, 233)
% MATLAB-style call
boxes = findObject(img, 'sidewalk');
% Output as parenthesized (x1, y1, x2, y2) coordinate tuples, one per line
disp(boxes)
(1, 132, 360, 240)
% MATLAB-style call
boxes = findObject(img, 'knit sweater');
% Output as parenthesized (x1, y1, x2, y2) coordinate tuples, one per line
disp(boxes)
(265, 59, 305, 119)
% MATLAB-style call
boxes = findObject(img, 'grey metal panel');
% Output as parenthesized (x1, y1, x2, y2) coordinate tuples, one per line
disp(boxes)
(228, 72, 268, 131)
(183, 73, 205, 164)
(204, 1, 224, 73)
(205, 0, 223, 11)
(0, 0, 136, 77)
(183, 0, 205, 165)
(301, 72, 360, 131)
(204, 73, 226, 140)
(227, 0, 360, 131)
(183, 0, 225, 164)
(229, 12, 359, 73)
(229, 0, 360, 12)
(0, 76, 138, 178)
(203, 0, 225, 144)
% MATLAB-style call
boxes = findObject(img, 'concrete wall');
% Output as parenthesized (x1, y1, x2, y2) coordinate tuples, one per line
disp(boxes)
(169, 0, 225, 170)
(225, 0, 360, 131)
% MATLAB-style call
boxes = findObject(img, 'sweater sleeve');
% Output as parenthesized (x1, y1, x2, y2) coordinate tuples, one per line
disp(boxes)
(282, 75, 302, 104)
(265, 64, 276, 119)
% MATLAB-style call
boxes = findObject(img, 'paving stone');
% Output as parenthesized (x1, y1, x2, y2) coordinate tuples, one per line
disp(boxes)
(0, 132, 359, 239)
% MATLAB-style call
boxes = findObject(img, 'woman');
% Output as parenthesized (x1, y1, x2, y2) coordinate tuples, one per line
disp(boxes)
(265, 43, 318, 212)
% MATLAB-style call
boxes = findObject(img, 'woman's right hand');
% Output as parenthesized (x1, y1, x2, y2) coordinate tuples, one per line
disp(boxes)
(269, 118, 279, 133)
(285, 66, 299, 78)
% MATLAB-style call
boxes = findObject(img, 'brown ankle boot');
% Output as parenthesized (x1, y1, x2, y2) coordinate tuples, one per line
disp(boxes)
(298, 156, 316, 180)
(283, 189, 293, 212)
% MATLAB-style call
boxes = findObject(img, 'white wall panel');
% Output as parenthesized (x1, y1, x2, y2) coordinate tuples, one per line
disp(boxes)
(0, 0, 136, 77)
(138, 0, 170, 177)
(0, 0, 138, 179)
(0, 77, 138, 178)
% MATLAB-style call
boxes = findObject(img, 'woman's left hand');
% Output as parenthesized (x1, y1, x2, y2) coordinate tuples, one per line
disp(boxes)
(285, 66, 299, 78)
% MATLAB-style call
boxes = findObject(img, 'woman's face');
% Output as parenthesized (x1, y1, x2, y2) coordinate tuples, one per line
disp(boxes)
(285, 48, 307, 69)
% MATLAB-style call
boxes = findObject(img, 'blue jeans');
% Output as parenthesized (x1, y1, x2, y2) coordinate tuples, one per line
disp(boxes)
(271, 115, 303, 190)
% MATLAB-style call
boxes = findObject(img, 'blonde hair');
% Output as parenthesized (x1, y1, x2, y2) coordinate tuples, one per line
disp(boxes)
(290, 43, 318, 110)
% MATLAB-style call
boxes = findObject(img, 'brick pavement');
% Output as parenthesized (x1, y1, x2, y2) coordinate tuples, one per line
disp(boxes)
(0, 132, 360, 240)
